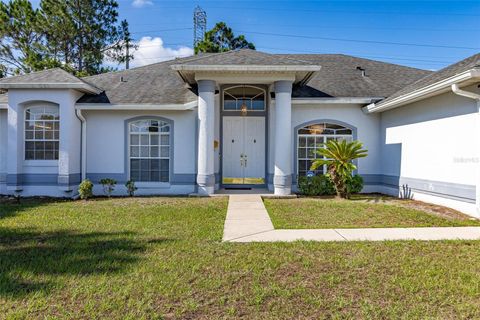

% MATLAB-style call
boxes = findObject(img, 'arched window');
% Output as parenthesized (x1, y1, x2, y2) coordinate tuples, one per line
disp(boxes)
(223, 85, 265, 111)
(297, 122, 353, 177)
(25, 106, 59, 160)
(129, 119, 170, 182)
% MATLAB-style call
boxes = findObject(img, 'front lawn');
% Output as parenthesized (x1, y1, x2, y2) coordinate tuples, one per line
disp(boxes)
(1, 197, 480, 319)
(264, 195, 480, 229)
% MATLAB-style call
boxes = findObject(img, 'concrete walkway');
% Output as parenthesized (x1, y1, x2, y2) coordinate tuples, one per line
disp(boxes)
(223, 195, 480, 243)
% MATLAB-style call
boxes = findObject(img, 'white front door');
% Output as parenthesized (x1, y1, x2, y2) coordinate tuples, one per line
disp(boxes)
(222, 116, 265, 185)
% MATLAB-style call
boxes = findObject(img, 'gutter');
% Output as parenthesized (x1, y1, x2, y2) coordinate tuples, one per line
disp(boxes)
(363, 68, 480, 113)
(75, 101, 197, 111)
(451, 83, 480, 101)
(0, 83, 101, 94)
(288, 97, 382, 105)
(75, 109, 87, 181)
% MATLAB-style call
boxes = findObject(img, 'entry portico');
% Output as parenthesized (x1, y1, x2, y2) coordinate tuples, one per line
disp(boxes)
(171, 51, 321, 195)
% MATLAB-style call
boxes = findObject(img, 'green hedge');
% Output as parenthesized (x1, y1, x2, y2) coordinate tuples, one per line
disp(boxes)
(298, 174, 364, 196)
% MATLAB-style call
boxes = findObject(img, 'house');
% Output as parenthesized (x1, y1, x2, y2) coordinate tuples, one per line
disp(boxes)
(0, 49, 479, 217)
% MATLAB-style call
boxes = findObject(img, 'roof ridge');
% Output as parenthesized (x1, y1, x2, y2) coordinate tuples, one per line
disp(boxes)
(277, 53, 431, 72)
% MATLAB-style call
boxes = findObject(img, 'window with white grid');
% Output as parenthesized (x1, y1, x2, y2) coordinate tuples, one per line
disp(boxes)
(24, 106, 60, 160)
(297, 123, 353, 177)
(129, 119, 170, 182)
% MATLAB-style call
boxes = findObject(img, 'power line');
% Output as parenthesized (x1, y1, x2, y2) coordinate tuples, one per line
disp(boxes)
(140, 5, 480, 17)
(239, 30, 480, 50)
(130, 27, 192, 35)
(257, 47, 453, 64)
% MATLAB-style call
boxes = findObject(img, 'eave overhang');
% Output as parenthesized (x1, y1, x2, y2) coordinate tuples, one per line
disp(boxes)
(0, 82, 102, 95)
(170, 64, 321, 86)
(75, 101, 197, 111)
(363, 68, 480, 113)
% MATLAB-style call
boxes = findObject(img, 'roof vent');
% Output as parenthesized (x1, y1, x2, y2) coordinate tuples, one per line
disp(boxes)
(120, 76, 127, 83)
(356, 66, 367, 77)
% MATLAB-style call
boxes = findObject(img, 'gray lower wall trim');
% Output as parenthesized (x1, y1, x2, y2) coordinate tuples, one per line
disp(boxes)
(58, 173, 81, 186)
(87, 173, 128, 184)
(7, 174, 58, 186)
(6, 173, 82, 187)
(171, 173, 196, 185)
(273, 174, 293, 187)
(362, 174, 476, 203)
(197, 173, 215, 187)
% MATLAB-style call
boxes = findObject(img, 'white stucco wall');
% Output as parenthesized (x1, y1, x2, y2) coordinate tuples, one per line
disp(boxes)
(268, 101, 381, 190)
(380, 86, 480, 216)
(84, 109, 197, 195)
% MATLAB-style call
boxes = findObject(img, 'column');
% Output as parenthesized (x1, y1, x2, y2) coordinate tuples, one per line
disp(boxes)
(197, 80, 216, 195)
(6, 100, 22, 191)
(273, 80, 293, 195)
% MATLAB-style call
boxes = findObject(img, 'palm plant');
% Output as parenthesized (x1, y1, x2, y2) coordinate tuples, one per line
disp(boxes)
(310, 139, 368, 199)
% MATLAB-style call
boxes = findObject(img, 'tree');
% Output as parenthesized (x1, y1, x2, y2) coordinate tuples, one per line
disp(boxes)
(0, 0, 133, 76)
(310, 140, 368, 199)
(194, 22, 255, 54)
(0, 0, 47, 75)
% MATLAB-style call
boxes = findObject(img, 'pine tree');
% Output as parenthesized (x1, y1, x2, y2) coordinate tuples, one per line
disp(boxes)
(0, 0, 132, 76)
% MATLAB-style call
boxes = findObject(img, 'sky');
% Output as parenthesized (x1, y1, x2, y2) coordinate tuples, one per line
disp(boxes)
(114, 0, 480, 71)
(7, 0, 480, 70)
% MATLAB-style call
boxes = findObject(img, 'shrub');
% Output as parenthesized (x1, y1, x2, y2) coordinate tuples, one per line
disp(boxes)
(311, 140, 368, 199)
(99, 178, 117, 198)
(346, 174, 364, 194)
(78, 179, 94, 200)
(125, 180, 137, 197)
(298, 175, 335, 196)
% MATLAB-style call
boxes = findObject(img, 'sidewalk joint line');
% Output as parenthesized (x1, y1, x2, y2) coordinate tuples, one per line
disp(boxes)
(333, 229, 348, 241)
(223, 229, 275, 242)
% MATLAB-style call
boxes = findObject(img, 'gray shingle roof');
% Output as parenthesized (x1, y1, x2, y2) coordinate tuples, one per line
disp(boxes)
(378, 52, 480, 105)
(279, 54, 432, 98)
(78, 58, 197, 104)
(176, 49, 316, 66)
(0, 68, 83, 84)
(79, 51, 431, 104)
(0, 68, 101, 93)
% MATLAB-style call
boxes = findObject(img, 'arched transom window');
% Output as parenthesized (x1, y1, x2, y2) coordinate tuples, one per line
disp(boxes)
(297, 122, 353, 177)
(25, 105, 60, 160)
(129, 119, 170, 182)
(223, 85, 265, 111)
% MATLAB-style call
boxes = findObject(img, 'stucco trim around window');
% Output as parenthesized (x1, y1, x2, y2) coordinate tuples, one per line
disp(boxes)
(124, 116, 174, 185)
(293, 119, 358, 184)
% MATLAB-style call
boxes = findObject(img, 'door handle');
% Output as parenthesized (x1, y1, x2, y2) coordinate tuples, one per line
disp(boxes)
(240, 154, 244, 167)
(244, 155, 247, 167)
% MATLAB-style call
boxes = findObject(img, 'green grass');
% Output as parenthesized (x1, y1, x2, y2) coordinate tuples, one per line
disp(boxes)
(264, 196, 480, 229)
(1, 197, 480, 319)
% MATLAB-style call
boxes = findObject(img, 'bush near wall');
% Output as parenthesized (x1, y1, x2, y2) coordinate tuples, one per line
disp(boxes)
(298, 174, 364, 196)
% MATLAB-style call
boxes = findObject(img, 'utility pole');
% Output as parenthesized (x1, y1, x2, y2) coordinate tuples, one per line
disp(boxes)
(126, 38, 130, 70)
(193, 6, 207, 52)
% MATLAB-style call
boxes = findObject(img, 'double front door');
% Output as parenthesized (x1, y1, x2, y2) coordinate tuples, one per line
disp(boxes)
(222, 116, 265, 185)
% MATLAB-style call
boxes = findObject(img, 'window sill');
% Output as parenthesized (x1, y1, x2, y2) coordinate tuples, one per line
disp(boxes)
(23, 160, 58, 167)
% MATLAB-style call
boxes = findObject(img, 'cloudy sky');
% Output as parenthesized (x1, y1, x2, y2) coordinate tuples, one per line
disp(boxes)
(12, 0, 479, 70)
(117, 0, 480, 71)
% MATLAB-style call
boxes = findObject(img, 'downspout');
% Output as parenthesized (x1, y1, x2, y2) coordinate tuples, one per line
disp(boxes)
(75, 109, 87, 181)
(451, 83, 480, 217)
